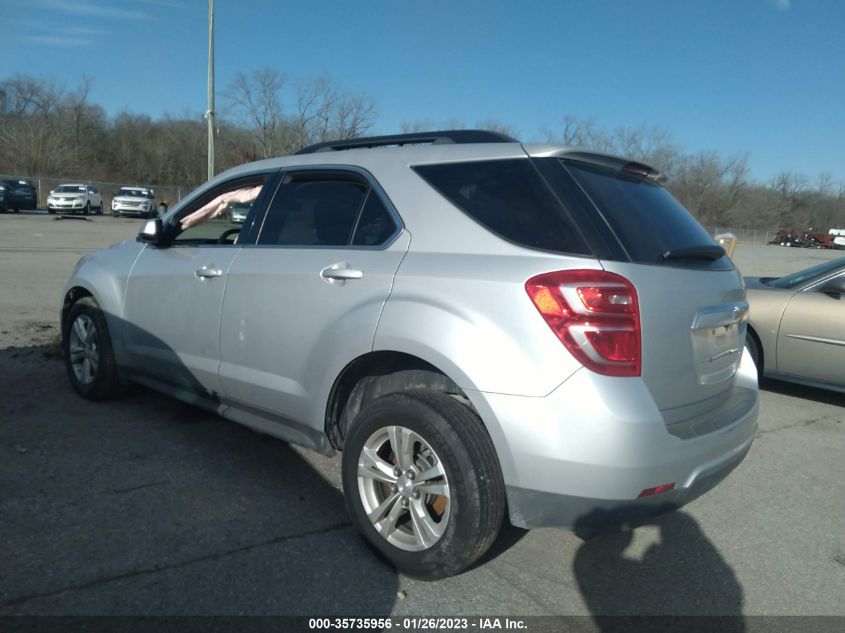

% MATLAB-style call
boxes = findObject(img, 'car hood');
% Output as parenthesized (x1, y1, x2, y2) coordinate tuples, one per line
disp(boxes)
(743, 276, 779, 290)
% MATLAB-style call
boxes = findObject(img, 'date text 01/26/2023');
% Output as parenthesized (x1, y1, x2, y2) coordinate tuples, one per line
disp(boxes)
(307, 618, 527, 630)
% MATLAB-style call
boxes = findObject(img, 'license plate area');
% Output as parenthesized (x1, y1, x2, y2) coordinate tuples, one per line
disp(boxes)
(690, 303, 747, 386)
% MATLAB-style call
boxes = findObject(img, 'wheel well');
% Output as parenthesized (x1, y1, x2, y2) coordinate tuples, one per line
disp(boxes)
(746, 324, 763, 370)
(61, 287, 93, 340)
(325, 351, 471, 450)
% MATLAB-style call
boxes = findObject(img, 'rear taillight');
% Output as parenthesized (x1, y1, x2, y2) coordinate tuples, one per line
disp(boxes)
(525, 269, 641, 377)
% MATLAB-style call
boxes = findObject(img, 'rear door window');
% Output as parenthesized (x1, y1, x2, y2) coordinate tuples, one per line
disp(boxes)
(352, 192, 398, 246)
(413, 159, 591, 255)
(258, 172, 399, 248)
(559, 159, 730, 268)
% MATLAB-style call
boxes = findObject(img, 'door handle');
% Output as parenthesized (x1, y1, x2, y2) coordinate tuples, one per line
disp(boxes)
(195, 265, 223, 279)
(321, 263, 363, 281)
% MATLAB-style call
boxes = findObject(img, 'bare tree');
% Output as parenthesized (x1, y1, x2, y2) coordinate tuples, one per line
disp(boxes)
(224, 69, 285, 159)
(292, 76, 377, 149)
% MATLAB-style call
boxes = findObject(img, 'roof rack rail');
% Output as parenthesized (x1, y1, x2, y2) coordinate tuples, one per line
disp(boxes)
(294, 129, 519, 155)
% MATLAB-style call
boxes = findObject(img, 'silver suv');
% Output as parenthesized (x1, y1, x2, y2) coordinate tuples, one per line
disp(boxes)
(61, 131, 758, 578)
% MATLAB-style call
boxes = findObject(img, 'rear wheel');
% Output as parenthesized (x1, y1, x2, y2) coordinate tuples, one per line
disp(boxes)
(341, 389, 505, 579)
(64, 297, 122, 400)
(83, 202, 90, 215)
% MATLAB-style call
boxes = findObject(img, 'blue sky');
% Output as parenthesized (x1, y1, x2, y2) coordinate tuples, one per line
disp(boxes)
(1, 0, 842, 183)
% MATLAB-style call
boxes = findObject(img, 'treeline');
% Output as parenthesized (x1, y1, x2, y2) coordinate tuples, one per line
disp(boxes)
(1, 72, 843, 230)
(0, 71, 377, 189)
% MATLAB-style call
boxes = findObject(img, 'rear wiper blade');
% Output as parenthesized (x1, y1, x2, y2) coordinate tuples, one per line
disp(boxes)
(660, 245, 726, 261)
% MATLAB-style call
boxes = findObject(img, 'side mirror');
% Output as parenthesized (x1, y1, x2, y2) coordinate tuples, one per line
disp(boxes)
(137, 218, 165, 245)
(820, 276, 845, 297)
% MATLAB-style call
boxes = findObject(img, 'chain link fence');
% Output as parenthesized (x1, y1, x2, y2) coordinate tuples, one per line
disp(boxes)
(705, 226, 781, 246)
(1, 174, 191, 212)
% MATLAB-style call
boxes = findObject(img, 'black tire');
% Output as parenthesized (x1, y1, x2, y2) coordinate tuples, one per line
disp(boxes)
(341, 389, 505, 579)
(64, 297, 122, 400)
(83, 202, 90, 215)
(97, 204, 104, 215)
(746, 328, 762, 379)
(48, 207, 55, 214)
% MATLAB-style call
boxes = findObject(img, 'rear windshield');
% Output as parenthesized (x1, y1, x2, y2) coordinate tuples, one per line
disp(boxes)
(562, 160, 730, 268)
(413, 159, 590, 255)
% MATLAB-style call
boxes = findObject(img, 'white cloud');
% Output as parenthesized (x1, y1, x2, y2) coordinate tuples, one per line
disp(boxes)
(30, 0, 152, 20)
(775, 0, 791, 10)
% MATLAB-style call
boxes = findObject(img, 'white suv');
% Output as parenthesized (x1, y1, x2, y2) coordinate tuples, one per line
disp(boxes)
(47, 184, 103, 215)
(112, 186, 157, 218)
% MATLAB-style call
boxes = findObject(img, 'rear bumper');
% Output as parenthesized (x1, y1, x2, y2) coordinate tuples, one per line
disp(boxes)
(467, 349, 759, 530)
(505, 433, 751, 533)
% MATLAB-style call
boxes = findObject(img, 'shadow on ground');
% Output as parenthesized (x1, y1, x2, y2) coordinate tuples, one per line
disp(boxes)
(759, 377, 845, 407)
(0, 343, 399, 615)
(574, 511, 744, 629)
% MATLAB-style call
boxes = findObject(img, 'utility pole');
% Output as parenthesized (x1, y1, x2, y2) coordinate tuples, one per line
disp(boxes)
(207, 0, 215, 181)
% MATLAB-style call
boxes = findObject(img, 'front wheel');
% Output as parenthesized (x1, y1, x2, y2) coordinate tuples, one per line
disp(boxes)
(341, 390, 505, 579)
(64, 297, 122, 400)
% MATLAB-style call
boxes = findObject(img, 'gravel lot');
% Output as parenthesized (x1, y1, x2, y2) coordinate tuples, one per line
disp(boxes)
(1, 211, 843, 617)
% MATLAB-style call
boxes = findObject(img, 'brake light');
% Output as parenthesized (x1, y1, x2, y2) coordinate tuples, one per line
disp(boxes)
(525, 269, 641, 377)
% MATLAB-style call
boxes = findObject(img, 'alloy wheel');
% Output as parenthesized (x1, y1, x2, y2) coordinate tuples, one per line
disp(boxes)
(68, 314, 99, 385)
(356, 425, 451, 552)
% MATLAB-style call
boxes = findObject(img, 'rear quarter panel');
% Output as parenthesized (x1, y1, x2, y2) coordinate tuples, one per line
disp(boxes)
(374, 251, 599, 397)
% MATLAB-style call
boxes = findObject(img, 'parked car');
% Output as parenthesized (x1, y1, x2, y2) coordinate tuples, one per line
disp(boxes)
(60, 130, 758, 578)
(745, 257, 845, 392)
(112, 186, 157, 218)
(0, 182, 9, 213)
(829, 229, 845, 250)
(0, 179, 38, 212)
(47, 184, 103, 215)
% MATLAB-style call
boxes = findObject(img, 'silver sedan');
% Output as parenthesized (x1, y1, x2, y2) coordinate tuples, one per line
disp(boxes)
(745, 257, 845, 392)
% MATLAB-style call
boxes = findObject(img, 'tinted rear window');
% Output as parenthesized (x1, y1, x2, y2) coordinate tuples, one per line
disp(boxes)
(562, 160, 729, 268)
(413, 159, 590, 255)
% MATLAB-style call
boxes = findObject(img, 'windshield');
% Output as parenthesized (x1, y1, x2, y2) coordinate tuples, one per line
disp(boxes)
(766, 258, 845, 289)
(117, 188, 152, 198)
(55, 185, 85, 193)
